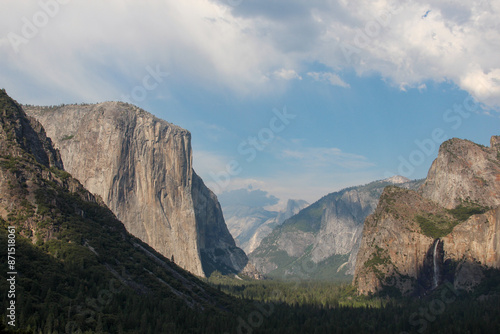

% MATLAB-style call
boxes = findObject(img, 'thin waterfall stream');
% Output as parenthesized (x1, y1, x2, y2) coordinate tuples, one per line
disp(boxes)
(433, 239, 440, 289)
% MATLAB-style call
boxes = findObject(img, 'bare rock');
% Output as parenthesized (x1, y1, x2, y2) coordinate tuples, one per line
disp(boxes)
(25, 102, 247, 277)
(420, 137, 500, 209)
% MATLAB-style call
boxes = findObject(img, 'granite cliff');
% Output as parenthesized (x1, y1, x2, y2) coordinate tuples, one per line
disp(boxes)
(421, 137, 500, 209)
(25, 102, 247, 277)
(354, 136, 500, 295)
(0, 90, 247, 332)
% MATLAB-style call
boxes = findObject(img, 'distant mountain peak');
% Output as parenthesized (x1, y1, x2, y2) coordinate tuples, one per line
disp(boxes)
(382, 175, 410, 184)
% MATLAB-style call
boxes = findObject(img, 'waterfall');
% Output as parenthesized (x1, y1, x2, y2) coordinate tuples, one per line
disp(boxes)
(432, 239, 440, 289)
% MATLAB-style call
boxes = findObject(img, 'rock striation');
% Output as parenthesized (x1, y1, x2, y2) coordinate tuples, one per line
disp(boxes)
(25, 102, 247, 277)
(354, 136, 500, 295)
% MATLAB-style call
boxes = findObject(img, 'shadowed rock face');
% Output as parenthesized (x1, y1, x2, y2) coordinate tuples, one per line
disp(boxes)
(354, 136, 500, 295)
(0, 92, 63, 171)
(25, 102, 247, 277)
(353, 187, 443, 295)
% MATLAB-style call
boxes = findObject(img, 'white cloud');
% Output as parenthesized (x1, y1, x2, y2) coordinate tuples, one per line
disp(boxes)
(273, 68, 302, 80)
(307, 71, 350, 87)
(459, 66, 500, 106)
(0, 0, 284, 103)
(1, 0, 499, 108)
(218, 188, 279, 208)
(322, 0, 500, 107)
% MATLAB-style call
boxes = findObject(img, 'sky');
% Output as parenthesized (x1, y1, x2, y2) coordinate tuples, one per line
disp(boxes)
(1, 0, 499, 209)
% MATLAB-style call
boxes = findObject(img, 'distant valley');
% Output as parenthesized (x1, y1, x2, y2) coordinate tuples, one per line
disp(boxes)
(249, 176, 423, 281)
(219, 189, 308, 254)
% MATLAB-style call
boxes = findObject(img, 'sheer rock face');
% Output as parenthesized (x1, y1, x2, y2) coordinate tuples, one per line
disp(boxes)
(191, 172, 248, 276)
(25, 102, 247, 277)
(354, 137, 500, 295)
(353, 187, 442, 295)
(442, 206, 500, 290)
(420, 137, 500, 209)
(443, 206, 500, 268)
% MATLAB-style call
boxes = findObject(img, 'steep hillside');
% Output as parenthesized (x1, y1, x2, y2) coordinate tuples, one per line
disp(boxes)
(0, 90, 246, 332)
(354, 136, 500, 295)
(25, 102, 246, 277)
(249, 177, 422, 281)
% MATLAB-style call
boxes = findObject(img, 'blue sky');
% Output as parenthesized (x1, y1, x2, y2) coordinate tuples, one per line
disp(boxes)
(1, 0, 499, 207)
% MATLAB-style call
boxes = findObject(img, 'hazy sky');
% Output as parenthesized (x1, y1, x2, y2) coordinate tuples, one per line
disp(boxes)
(1, 0, 499, 207)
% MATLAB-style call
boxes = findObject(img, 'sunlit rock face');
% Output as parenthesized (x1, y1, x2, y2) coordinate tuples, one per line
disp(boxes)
(26, 102, 247, 277)
(354, 137, 500, 295)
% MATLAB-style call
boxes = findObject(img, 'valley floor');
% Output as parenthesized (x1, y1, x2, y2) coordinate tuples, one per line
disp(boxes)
(206, 272, 500, 334)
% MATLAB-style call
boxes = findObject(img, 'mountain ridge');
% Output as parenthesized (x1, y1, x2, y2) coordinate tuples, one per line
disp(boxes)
(249, 175, 422, 280)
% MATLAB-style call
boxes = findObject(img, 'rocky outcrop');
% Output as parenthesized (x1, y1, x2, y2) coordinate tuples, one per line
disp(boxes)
(354, 137, 500, 295)
(25, 102, 247, 277)
(353, 187, 445, 295)
(250, 177, 421, 280)
(420, 137, 500, 209)
(1, 90, 97, 242)
(443, 206, 500, 269)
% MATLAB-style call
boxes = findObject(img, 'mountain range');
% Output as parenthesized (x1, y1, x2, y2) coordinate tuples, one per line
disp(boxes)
(16, 91, 500, 295)
(1, 88, 500, 332)
(220, 196, 309, 254)
(249, 176, 423, 281)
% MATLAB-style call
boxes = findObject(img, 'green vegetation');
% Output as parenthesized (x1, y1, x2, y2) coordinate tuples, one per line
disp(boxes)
(281, 200, 324, 233)
(416, 202, 490, 239)
(49, 166, 71, 181)
(203, 271, 500, 334)
(0, 155, 19, 172)
(309, 255, 351, 281)
(208, 272, 383, 308)
(448, 203, 489, 221)
(61, 134, 74, 141)
(364, 246, 391, 269)
(416, 214, 456, 239)
(364, 245, 392, 280)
